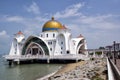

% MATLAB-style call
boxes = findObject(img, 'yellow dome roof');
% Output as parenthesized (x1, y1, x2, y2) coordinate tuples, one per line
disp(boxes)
(42, 17, 63, 32)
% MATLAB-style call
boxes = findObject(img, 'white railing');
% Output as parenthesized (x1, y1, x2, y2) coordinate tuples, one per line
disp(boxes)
(107, 58, 115, 80)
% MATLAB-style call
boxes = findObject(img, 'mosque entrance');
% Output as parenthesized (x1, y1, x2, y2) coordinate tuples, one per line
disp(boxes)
(25, 42, 44, 56)
(77, 44, 85, 55)
(32, 48, 38, 55)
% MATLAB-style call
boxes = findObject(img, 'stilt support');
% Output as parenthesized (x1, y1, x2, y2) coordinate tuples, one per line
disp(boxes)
(17, 61, 20, 65)
(9, 61, 12, 66)
(47, 58, 50, 63)
(76, 58, 78, 62)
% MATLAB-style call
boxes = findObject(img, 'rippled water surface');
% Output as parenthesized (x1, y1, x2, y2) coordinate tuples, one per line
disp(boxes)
(0, 55, 62, 80)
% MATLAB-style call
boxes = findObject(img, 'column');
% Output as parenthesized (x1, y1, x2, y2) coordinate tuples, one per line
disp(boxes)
(30, 48, 32, 55)
(47, 58, 50, 63)
(17, 61, 20, 65)
(93, 50, 96, 57)
(101, 50, 104, 58)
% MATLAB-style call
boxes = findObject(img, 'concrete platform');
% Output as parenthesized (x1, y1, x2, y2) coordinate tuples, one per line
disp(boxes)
(4, 54, 90, 65)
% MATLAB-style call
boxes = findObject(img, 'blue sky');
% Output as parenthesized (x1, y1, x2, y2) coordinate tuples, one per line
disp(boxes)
(0, 0, 120, 54)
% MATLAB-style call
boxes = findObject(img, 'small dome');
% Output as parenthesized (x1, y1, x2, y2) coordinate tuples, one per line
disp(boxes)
(42, 17, 63, 32)
(17, 31, 23, 35)
(77, 34, 84, 38)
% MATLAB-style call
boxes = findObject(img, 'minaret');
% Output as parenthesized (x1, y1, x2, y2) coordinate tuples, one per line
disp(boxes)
(9, 31, 25, 56)
(14, 31, 25, 56)
(15, 31, 25, 43)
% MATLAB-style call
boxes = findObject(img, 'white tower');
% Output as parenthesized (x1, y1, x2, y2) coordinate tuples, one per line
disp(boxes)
(9, 31, 25, 56)
(15, 31, 25, 56)
(15, 31, 25, 43)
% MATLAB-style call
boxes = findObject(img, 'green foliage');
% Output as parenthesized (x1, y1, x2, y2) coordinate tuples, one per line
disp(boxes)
(99, 47, 105, 49)
(89, 52, 93, 55)
(95, 52, 102, 55)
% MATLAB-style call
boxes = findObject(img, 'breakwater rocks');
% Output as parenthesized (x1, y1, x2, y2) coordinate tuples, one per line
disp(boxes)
(43, 58, 107, 80)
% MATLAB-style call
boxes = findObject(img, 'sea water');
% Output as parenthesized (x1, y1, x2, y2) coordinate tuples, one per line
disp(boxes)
(0, 55, 63, 80)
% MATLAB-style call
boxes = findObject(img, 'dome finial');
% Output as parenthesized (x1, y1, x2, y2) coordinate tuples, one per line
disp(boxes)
(51, 16, 54, 20)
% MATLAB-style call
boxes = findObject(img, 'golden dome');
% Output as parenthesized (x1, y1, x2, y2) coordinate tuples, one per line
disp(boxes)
(42, 17, 63, 32)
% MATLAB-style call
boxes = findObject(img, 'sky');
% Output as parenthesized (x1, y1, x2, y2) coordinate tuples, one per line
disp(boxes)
(0, 0, 120, 54)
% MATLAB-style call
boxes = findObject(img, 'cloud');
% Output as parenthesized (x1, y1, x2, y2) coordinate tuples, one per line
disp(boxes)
(0, 30, 10, 54)
(5, 16, 24, 22)
(72, 14, 120, 30)
(0, 30, 9, 38)
(1, 15, 48, 37)
(54, 3, 84, 19)
(25, 2, 40, 15)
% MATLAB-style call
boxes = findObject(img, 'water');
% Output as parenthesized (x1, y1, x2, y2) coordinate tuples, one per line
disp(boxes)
(0, 55, 63, 80)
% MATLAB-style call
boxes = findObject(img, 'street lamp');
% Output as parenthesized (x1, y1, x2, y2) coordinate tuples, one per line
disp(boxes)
(113, 41, 116, 64)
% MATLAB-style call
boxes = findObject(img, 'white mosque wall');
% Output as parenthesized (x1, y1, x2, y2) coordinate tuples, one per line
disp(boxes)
(40, 31, 58, 39)
(70, 38, 85, 54)
(69, 39, 76, 54)
(54, 33, 66, 55)
(64, 32, 71, 52)
(16, 43, 20, 56)
(44, 40, 55, 56)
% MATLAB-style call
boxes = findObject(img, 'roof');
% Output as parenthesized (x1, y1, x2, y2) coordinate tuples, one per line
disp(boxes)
(77, 34, 84, 38)
(16, 31, 23, 35)
(42, 17, 63, 32)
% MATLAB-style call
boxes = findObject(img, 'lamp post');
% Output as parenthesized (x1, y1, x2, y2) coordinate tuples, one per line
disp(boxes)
(113, 41, 116, 65)
(116, 43, 120, 58)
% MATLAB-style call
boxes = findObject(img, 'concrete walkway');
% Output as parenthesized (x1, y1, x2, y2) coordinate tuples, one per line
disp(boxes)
(116, 59, 120, 71)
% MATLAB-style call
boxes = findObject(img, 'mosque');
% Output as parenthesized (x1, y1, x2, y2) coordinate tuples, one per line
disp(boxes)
(7, 17, 88, 63)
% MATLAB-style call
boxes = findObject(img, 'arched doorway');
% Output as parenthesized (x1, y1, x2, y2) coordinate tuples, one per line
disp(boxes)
(78, 45, 85, 54)
(22, 37, 49, 55)
(25, 42, 44, 55)
(77, 39, 85, 54)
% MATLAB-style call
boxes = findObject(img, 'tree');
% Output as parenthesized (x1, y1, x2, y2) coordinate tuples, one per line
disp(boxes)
(99, 47, 105, 49)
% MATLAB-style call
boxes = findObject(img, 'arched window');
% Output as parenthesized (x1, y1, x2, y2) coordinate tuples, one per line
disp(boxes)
(48, 42, 52, 45)
(61, 47, 63, 50)
(46, 34, 48, 37)
(53, 33, 55, 37)
(50, 48, 52, 51)
(61, 42, 63, 44)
